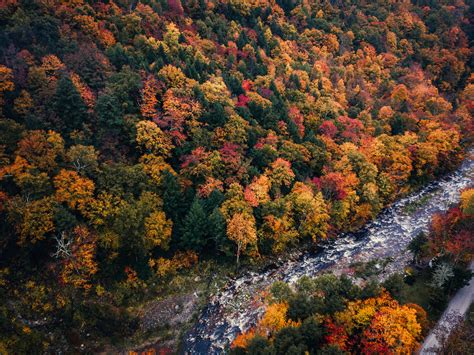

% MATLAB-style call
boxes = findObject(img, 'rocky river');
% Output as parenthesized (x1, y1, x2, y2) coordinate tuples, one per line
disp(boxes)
(183, 150, 474, 354)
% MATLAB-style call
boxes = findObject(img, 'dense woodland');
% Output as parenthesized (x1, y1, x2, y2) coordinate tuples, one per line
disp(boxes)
(230, 188, 474, 354)
(0, 0, 473, 352)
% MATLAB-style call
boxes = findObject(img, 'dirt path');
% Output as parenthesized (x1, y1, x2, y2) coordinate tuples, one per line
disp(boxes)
(419, 261, 474, 354)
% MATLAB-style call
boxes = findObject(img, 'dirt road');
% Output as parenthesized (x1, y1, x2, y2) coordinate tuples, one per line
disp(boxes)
(419, 261, 474, 354)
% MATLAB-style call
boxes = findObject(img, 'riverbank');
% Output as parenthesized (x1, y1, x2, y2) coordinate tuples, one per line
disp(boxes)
(121, 150, 473, 354)
(182, 150, 473, 353)
(215, 197, 474, 354)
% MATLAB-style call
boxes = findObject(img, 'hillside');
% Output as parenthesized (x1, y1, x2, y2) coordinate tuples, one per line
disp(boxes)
(0, 0, 472, 352)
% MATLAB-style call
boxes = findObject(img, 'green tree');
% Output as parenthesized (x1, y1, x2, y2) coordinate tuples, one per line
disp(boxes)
(209, 207, 228, 255)
(407, 233, 428, 264)
(53, 75, 88, 133)
(96, 91, 123, 130)
(162, 170, 185, 224)
(181, 198, 208, 252)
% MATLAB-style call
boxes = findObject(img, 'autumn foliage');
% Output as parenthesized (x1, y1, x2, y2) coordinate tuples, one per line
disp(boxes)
(0, 0, 472, 352)
(232, 302, 299, 349)
(426, 188, 474, 264)
(231, 276, 425, 355)
(328, 292, 422, 354)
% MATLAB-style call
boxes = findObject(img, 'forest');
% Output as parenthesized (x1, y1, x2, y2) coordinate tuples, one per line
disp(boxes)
(0, 0, 473, 353)
(230, 189, 474, 354)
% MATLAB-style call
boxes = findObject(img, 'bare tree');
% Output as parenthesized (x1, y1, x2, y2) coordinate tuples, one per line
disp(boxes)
(52, 231, 73, 259)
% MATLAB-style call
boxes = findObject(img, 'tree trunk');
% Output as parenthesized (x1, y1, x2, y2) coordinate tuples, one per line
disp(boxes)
(236, 243, 241, 265)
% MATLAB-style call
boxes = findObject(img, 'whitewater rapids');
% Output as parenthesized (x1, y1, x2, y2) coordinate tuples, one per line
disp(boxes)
(183, 150, 474, 354)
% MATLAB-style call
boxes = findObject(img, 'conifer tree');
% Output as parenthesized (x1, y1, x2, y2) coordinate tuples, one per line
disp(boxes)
(181, 197, 208, 252)
(53, 75, 88, 133)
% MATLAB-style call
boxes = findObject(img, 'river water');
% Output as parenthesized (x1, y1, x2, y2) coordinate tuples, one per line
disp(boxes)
(183, 151, 474, 354)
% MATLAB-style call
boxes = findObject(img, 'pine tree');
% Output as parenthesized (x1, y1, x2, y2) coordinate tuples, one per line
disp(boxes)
(162, 170, 184, 224)
(209, 207, 228, 255)
(53, 75, 88, 133)
(96, 91, 123, 129)
(204, 189, 225, 213)
(181, 198, 208, 252)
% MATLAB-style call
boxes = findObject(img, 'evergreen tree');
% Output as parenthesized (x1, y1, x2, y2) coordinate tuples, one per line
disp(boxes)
(96, 91, 123, 130)
(204, 189, 225, 213)
(181, 198, 208, 252)
(162, 170, 184, 224)
(53, 75, 88, 133)
(209, 207, 229, 255)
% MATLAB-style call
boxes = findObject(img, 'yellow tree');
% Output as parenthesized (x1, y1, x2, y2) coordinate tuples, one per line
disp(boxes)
(0, 65, 14, 93)
(158, 64, 188, 89)
(53, 169, 95, 211)
(329, 292, 422, 354)
(81, 191, 124, 227)
(40, 54, 65, 75)
(15, 197, 55, 245)
(220, 183, 253, 220)
(227, 212, 257, 264)
(260, 214, 298, 253)
(13, 90, 33, 117)
(140, 154, 176, 185)
(0, 156, 34, 188)
(289, 182, 330, 241)
(200, 75, 233, 106)
(66, 144, 99, 173)
(144, 211, 173, 250)
(257, 302, 299, 337)
(361, 304, 422, 354)
(460, 188, 474, 216)
(265, 158, 295, 191)
(136, 120, 174, 157)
